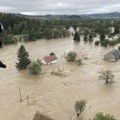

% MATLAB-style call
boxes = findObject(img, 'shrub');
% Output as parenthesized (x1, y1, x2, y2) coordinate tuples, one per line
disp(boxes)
(27, 60, 42, 74)
(75, 59, 82, 65)
(101, 39, 110, 47)
(90, 112, 116, 120)
(108, 40, 116, 46)
(66, 51, 77, 61)
(4, 34, 17, 44)
(94, 41, 100, 45)
(50, 52, 55, 56)
(118, 46, 120, 51)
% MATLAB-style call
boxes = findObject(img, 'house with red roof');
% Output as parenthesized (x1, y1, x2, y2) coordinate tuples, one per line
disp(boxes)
(41, 55, 57, 65)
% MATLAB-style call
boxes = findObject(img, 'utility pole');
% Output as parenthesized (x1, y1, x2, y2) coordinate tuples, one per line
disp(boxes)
(19, 86, 23, 102)
(27, 95, 29, 105)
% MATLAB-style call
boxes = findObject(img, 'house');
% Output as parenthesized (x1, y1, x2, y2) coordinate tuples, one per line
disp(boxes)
(33, 111, 53, 120)
(41, 55, 57, 65)
(104, 49, 120, 62)
(113, 34, 120, 40)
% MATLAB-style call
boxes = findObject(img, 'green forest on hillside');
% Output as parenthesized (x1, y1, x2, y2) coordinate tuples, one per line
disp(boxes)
(0, 12, 120, 45)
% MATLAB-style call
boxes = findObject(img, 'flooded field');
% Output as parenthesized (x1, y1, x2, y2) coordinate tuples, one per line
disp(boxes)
(0, 36, 120, 120)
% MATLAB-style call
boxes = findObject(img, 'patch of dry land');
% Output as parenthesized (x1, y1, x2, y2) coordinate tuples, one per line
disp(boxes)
(0, 36, 120, 120)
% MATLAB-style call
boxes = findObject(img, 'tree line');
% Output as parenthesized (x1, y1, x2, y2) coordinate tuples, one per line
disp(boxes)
(0, 13, 70, 44)
(1, 12, 120, 45)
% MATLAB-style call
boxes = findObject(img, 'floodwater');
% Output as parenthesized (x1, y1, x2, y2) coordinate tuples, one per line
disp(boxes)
(0, 36, 120, 120)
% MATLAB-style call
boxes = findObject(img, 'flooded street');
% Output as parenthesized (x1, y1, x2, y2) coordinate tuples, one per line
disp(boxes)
(0, 36, 120, 120)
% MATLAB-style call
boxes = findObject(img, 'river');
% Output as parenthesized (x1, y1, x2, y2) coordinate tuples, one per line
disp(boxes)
(0, 36, 120, 120)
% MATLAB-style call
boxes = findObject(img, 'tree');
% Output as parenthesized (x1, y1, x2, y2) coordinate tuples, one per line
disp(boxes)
(118, 46, 120, 51)
(75, 99, 86, 117)
(73, 32, 80, 42)
(27, 60, 42, 74)
(75, 59, 82, 65)
(50, 52, 55, 56)
(90, 112, 116, 120)
(66, 51, 77, 61)
(104, 28, 112, 37)
(28, 32, 36, 41)
(100, 32, 105, 42)
(16, 45, 31, 70)
(101, 39, 110, 47)
(94, 41, 100, 45)
(88, 33, 93, 42)
(83, 34, 88, 42)
(83, 29, 89, 42)
(114, 25, 119, 35)
(98, 70, 114, 84)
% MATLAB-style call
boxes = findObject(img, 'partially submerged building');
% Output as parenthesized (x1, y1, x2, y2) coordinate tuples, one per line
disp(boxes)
(104, 49, 120, 62)
(113, 34, 120, 40)
(41, 55, 57, 65)
(33, 112, 53, 120)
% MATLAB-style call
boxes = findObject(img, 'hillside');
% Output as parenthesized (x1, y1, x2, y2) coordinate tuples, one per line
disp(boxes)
(19, 12, 120, 19)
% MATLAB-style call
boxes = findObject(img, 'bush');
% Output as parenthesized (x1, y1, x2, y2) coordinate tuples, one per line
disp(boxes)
(108, 40, 116, 46)
(94, 41, 100, 45)
(50, 52, 55, 56)
(118, 46, 120, 51)
(75, 59, 82, 65)
(100, 39, 110, 47)
(23, 34, 29, 42)
(27, 60, 42, 74)
(115, 38, 120, 44)
(4, 34, 17, 44)
(90, 112, 116, 120)
(35, 32, 43, 39)
(66, 51, 77, 61)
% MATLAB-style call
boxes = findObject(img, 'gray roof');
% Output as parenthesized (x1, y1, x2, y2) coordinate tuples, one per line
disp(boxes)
(104, 49, 120, 61)
(117, 34, 120, 38)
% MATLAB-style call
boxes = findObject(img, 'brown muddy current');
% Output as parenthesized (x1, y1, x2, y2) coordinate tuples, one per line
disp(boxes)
(0, 36, 120, 120)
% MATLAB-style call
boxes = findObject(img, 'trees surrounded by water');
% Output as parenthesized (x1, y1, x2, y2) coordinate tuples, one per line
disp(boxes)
(27, 60, 42, 74)
(89, 112, 116, 120)
(75, 99, 86, 117)
(73, 31, 80, 42)
(98, 70, 114, 84)
(16, 45, 31, 70)
(1, 12, 120, 46)
(66, 51, 77, 61)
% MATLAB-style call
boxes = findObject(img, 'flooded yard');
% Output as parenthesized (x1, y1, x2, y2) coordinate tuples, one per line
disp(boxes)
(0, 36, 120, 120)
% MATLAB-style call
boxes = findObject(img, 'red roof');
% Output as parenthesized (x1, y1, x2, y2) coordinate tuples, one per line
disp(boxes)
(43, 55, 57, 64)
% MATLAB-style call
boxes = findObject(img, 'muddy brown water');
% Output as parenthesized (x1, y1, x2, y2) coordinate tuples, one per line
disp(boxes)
(0, 36, 120, 120)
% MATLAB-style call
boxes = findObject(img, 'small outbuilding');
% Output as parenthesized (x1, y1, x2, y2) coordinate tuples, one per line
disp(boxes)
(41, 55, 57, 65)
(104, 49, 120, 62)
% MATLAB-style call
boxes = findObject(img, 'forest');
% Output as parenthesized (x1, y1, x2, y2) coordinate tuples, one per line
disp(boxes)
(0, 12, 120, 47)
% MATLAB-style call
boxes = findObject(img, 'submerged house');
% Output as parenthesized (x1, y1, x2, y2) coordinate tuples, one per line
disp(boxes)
(104, 49, 120, 62)
(41, 55, 57, 65)
(33, 111, 53, 120)
(113, 34, 120, 40)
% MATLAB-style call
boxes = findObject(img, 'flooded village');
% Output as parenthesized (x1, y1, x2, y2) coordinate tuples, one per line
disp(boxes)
(0, 8, 120, 120)
(0, 33, 120, 120)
